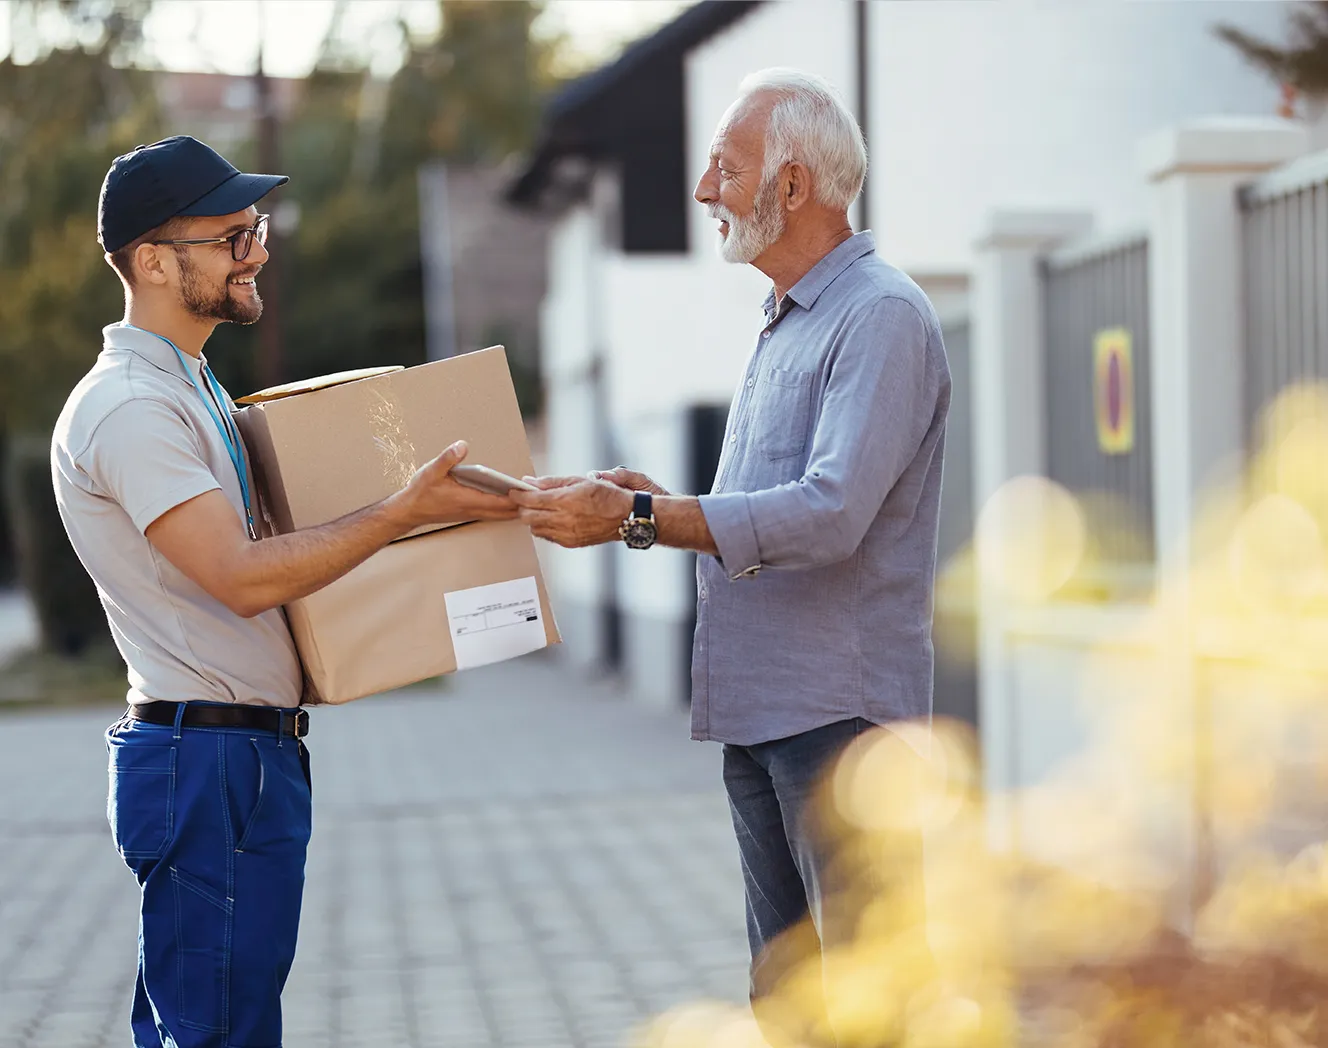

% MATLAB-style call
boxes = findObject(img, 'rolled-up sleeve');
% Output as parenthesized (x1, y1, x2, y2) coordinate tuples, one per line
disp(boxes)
(701, 295, 941, 575)
(698, 490, 762, 579)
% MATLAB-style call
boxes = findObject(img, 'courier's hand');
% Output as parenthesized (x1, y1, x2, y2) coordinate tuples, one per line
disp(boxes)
(398, 441, 519, 526)
(511, 478, 633, 548)
(588, 466, 670, 497)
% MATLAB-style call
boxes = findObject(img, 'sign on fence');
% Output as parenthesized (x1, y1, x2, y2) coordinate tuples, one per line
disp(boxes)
(1094, 327, 1135, 455)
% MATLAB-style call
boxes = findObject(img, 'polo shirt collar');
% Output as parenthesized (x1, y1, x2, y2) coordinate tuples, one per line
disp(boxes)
(104, 322, 207, 378)
(785, 230, 876, 312)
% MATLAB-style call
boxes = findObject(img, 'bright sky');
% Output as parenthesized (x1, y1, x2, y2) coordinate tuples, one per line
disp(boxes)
(0, 0, 696, 76)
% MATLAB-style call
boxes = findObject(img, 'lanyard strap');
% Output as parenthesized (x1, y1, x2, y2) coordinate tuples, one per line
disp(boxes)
(200, 364, 254, 528)
(124, 325, 256, 539)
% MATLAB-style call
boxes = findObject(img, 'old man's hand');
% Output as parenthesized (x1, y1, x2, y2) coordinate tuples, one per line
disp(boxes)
(512, 475, 634, 548)
(587, 466, 670, 497)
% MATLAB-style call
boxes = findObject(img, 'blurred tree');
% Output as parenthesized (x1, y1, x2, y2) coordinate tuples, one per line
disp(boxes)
(209, 0, 563, 396)
(1217, 2, 1328, 101)
(0, 0, 160, 433)
(0, 0, 160, 654)
(379, 0, 552, 171)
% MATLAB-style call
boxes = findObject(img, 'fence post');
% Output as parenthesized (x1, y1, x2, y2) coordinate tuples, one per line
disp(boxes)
(1139, 117, 1306, 919)
(1141, 118, 1306, 584)
(971, 209, 1093, 848)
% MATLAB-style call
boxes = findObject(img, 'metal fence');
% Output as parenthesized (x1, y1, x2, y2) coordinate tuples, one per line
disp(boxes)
(1042, 234, 1155, 564)
(935, 315, 977, 728)
(1240, 152, 1328, 447)
(938, 317, 974, 569)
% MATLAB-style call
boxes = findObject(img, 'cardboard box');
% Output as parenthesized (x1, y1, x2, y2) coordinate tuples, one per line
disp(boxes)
(233, 348, 560, 704)
(235, 348, 535, 539)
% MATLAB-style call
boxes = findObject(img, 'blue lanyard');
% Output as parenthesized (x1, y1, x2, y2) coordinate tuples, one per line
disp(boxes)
(125, 325, 256, 540)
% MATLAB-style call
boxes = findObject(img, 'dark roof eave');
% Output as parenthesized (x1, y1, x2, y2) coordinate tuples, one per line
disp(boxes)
(506, 0, 763, 208)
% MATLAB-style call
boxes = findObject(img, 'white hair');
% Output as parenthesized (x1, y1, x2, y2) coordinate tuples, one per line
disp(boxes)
(736, 68, 867, 212)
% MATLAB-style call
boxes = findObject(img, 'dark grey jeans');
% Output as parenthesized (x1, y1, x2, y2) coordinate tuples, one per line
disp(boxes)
(723, 718, 927, 1048)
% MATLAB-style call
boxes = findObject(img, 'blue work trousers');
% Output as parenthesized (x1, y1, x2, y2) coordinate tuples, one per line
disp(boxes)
(106, 706, 312, 1048)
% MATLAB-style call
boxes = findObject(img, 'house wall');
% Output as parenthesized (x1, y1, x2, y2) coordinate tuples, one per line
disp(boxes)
(867, 0, 1291, 277)
(539, 205, 609, 670)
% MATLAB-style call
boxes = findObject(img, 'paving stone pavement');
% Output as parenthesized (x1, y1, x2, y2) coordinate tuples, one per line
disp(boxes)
(0, 652, 752, 1048)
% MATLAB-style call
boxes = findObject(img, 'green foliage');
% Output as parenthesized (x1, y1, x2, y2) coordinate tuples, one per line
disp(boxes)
(0, 2, 160, 658)
(1217, 2, 1328, 99)
(4, 434, 111, 655)
(211, 0, 561, 398)
(0, 7, 161, 432)
(379, 0, 552, 171)
(0, 0, 562, 406)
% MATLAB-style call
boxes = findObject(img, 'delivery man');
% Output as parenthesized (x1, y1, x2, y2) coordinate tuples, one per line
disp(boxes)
(51, 135, 516, 1048)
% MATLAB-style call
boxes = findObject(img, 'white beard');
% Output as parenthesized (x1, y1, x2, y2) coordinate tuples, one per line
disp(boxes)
(709, 178, 786, 264)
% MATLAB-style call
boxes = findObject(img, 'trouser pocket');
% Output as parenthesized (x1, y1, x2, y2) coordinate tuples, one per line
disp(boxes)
(106, 726, 176, 869)
(234, 739, 268, 853)
(225, 734, 311, 856)
(171, 864, 232, 1034)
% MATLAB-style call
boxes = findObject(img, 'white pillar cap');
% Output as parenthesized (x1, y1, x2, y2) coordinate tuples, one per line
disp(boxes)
(973, 209, 1094, 252)
(1138, 117, 1308, 183)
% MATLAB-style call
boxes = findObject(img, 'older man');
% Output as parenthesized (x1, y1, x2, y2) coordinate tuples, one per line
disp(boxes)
(514, 69, 949, 1043)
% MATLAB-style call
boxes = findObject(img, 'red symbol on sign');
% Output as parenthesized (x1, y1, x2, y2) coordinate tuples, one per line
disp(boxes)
(1094, 328, 1134, 455)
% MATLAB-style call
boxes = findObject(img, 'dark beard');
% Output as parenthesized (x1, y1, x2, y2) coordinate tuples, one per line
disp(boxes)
(177, 253, 262, 325)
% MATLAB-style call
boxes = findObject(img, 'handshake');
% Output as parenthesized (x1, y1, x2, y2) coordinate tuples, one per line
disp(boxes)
(394, 440, 669, 550)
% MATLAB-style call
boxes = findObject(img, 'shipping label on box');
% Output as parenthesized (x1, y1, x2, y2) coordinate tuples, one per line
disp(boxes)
(284, 520, 559, 704)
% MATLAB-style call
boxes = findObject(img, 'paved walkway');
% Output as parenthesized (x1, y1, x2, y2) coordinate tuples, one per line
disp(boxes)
(0, 654, 750, 1048)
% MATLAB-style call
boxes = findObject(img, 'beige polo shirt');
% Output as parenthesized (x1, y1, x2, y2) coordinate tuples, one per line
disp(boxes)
(52, 322, 303, 708)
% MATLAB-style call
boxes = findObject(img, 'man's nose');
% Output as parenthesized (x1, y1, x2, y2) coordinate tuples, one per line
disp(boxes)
(694, 168, 717, 205)
(248, 237, 270, 266)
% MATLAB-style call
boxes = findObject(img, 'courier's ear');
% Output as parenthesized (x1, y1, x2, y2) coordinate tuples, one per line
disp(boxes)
(135, 243, 173, 286)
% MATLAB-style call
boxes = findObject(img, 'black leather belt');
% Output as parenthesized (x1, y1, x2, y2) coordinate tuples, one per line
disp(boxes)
(129, 701, 309, 738)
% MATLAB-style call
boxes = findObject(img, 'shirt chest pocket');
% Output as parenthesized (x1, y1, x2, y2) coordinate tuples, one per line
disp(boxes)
(753, 368, 814, 459)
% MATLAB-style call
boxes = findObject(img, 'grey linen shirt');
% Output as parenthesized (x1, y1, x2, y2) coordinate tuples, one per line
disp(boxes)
(692, 231, 950, 745)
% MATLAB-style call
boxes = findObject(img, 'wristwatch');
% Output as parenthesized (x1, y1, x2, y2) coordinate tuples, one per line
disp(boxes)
(619, 491, 658, 550)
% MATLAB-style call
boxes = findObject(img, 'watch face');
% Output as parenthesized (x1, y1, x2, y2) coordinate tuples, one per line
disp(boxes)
(622, 518, 658, 550)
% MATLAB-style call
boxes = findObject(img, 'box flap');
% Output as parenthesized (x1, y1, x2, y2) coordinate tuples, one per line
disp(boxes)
(235, 366, 405, 405)
(232, 346, 532, 541)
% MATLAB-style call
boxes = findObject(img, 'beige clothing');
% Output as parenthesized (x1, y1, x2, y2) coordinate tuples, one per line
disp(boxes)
(52, 322, 302, 708)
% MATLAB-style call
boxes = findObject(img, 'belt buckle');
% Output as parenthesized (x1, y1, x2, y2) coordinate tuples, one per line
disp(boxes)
(294, 709, 309, 739)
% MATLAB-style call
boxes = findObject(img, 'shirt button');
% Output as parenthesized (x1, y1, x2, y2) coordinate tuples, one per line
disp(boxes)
(762, 331, 771, 339)
(729, 434, 737, 444)
(746, 378, 754, 388)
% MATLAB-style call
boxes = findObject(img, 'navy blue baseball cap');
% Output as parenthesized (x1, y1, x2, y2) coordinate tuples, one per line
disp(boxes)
(98, 135, 288, 253)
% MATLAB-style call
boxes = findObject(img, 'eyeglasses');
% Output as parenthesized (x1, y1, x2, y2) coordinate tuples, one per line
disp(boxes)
(152, 214, 270, 262)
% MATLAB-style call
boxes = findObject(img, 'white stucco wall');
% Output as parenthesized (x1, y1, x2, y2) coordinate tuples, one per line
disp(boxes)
(599, 255, 764, 424)
(539, 207, 605, 623)
(868, 0, 1292, 275)
(541, 204, 597, 382)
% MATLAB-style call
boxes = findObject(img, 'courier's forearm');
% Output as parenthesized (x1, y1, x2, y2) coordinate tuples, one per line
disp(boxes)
(231, 495, 414, 616)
